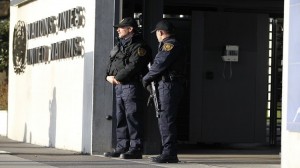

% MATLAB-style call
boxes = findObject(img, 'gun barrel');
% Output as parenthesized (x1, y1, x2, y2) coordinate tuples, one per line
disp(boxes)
(147, 63, 161, 118)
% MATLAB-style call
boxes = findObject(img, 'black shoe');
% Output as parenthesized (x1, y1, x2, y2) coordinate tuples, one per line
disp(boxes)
(103, 149, 126, 157)
(120, 149, 142, 159)
(151, 154, 179, 163)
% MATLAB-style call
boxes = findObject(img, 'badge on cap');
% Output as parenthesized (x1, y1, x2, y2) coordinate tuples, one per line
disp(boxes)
(137, 47, 147, 56)
(162, 43, 174, 52)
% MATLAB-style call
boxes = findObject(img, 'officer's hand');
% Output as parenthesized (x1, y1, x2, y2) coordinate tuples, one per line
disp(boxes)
(113, 78, 120, 85)
(106, 76, 114, 84)
(106, 76, 120, 85)
(146, 85, 152, 94)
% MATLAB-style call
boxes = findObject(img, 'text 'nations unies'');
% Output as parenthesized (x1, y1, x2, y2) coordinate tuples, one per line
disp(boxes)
(26, 6, 85, 65)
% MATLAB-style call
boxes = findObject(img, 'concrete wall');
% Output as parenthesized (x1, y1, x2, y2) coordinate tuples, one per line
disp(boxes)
(282, 0, 300, 167)
(9, 0, 95, 153)
(0, 110, 7, 136)
(190, 12, 268, 143)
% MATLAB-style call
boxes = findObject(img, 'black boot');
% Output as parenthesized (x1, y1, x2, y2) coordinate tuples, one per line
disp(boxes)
(103, 149, 127, 157)
(151, 154, 179, 163)
(120, 149, 142, 159)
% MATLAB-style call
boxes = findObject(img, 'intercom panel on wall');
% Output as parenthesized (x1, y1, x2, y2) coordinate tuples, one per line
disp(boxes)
(222, 45, 239, 62)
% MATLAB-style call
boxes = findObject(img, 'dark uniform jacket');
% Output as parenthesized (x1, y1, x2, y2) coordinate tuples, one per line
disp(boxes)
(143, 36, 185, 83)
(106, 34, 151, 83)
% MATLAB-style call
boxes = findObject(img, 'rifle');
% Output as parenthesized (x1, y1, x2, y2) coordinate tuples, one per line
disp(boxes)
(146, 63, 161, 118)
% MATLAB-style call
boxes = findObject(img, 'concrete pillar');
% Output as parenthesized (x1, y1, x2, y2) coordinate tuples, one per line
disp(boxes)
(92, 0, 120, 154)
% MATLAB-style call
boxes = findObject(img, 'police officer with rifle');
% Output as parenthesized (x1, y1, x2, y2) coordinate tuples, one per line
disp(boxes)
(142, 20, 185, 163)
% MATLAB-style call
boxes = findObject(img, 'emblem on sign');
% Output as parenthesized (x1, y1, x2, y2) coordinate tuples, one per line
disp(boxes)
(13, 21, 27, 74)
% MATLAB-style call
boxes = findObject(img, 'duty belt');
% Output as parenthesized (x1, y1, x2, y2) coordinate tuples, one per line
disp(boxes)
(161, 75, 184, 82)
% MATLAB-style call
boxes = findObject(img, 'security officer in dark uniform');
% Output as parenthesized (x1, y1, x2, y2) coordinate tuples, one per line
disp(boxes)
(104, 17, 151, 159)
(142, 20, 185, 163)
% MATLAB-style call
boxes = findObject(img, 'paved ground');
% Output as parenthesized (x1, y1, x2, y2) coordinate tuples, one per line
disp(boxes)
(0, 136, 281, 168)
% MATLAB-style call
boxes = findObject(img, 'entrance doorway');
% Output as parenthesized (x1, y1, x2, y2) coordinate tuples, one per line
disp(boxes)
(118, 0, 283, 153)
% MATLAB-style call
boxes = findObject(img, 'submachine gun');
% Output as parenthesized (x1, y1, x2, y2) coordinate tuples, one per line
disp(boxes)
(146, 63, 161, 118)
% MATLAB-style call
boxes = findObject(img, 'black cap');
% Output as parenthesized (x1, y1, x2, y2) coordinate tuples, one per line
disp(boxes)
(113, 17, 138, 28)
(151, 20, 175, 33)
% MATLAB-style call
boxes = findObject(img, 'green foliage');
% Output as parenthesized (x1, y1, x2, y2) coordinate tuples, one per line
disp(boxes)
(0, 80, 8, 110)
(0, 20, 9, 74)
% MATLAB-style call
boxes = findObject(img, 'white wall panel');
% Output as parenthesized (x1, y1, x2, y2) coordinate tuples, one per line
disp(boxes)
(282, 0, 300, 167)
(8, 0, 95, 153)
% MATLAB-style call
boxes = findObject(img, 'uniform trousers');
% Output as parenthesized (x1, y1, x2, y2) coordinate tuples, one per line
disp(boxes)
(115, 81, 143, 151)
(157, 80, 184, 156)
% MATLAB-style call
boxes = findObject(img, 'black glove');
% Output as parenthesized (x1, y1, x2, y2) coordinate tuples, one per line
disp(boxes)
(146, 85, 152, 94)
(142, 80, 152, 93)
(142, 80, 149, 88)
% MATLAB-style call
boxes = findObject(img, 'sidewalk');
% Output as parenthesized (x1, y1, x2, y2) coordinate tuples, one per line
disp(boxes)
(0, 136, 280, 168)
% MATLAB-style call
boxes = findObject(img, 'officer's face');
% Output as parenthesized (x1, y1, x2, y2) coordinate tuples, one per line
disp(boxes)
(156, 30, 163, 42)
(117, 26, 133, 39)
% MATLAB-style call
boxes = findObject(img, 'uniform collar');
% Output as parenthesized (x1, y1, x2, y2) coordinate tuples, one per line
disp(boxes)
(159, 36, 174, 50)
(120, 33, 142, 46)
(161, 36, 174, 43)
(120, 36, 132, 46)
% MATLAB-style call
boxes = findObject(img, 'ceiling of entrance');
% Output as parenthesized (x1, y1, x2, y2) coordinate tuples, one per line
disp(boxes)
(129, 0, 283, 17)
(164, 0, 283, 16)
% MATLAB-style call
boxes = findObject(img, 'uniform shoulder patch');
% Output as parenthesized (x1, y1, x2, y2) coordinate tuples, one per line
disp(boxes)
(162, 43, 174, 52)
(137, 47, 147, 56)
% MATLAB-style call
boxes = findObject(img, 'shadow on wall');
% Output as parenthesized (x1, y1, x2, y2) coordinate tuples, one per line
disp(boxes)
(23, 123, 27, 142)
(49, 87, 57, 147)
(23, 123, 32, 143)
